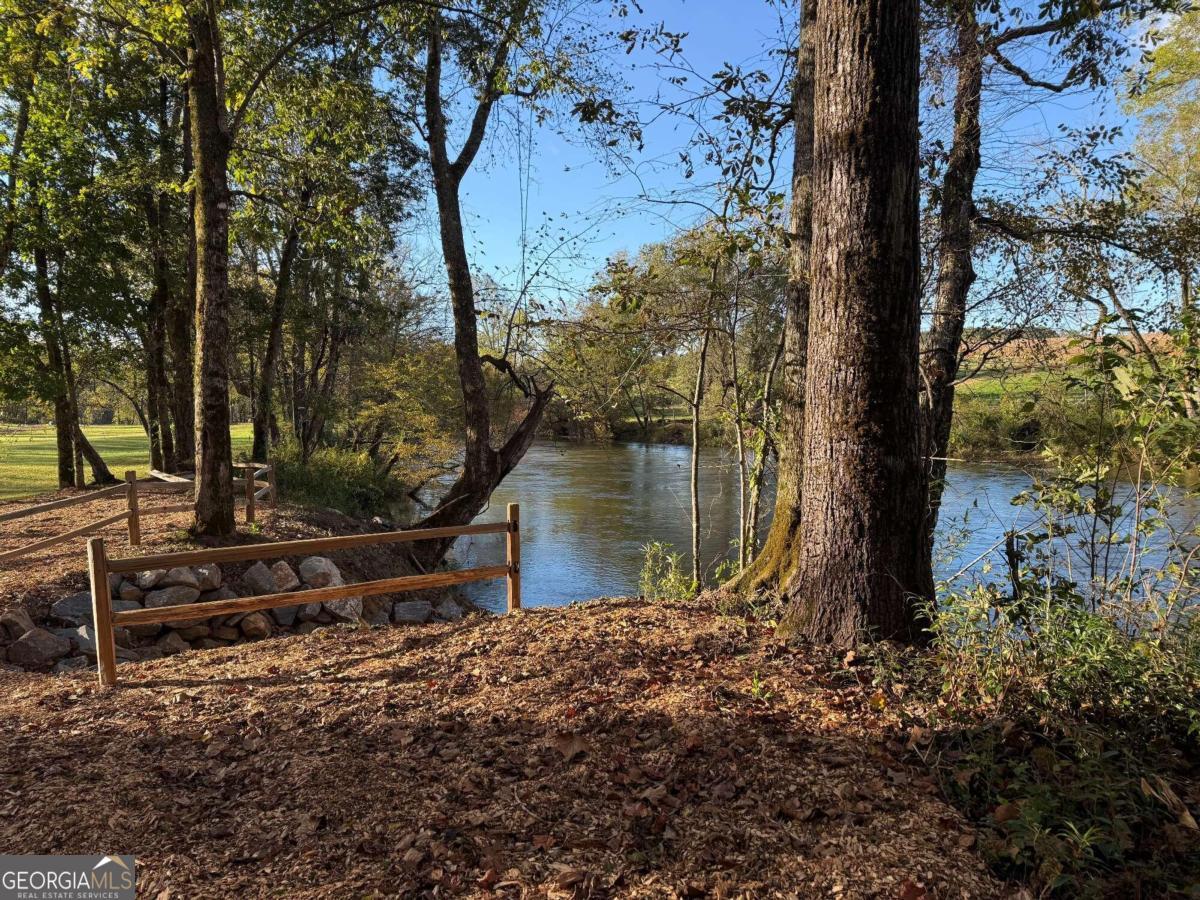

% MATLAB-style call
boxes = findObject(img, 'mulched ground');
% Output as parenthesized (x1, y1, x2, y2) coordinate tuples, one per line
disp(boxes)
(0, 597, 1010, 898)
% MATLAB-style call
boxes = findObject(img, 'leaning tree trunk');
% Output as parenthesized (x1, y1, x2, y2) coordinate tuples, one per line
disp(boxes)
(34, 244, 73, 488)
(779, 0, 932, 646)
(188, 9, 236, 536)
(920, 0, 982, 549)
(412, 13, 550, 569)
(728, 0, 815, 595)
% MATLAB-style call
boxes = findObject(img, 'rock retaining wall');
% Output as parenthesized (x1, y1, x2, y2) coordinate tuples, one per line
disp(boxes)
(0, 556, 468, 673)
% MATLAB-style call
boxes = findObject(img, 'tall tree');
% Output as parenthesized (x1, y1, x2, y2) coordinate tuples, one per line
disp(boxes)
(779, 0, 932, 645)
(919, 0, 1175, 543)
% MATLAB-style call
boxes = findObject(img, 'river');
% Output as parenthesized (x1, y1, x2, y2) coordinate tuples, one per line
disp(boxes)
(446, 441, 1196, 612)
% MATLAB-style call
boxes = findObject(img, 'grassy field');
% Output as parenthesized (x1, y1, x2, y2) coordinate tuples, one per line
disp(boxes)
(0, 424, 252, 500)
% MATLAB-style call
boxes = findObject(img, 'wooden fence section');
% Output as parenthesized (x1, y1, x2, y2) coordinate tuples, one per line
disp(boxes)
(1, 463, 277, 564)
(86, 502, 521, 686)
(148, 462, 276, 524)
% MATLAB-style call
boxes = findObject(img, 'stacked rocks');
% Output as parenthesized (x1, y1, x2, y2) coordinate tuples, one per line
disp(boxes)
(1, 555, 468, 673)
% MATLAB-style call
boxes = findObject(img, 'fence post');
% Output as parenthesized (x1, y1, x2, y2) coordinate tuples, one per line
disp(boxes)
(506, 502, 521, 612)
(87, 537, 117, 687)
(268, 461, 278, 507)
(244, 463, 256, 525)
(124, 470, 140, 546)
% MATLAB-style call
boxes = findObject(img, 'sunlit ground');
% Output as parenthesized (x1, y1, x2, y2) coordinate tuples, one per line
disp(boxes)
(0, 423, 253, 500)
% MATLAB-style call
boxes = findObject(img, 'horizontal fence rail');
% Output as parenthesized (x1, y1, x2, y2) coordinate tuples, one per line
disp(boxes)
(87, 502, 521, 687)
(0, 463, 277, 564)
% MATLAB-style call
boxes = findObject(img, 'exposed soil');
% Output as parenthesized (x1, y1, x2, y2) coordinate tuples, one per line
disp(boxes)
(0, 597, 1008, 898)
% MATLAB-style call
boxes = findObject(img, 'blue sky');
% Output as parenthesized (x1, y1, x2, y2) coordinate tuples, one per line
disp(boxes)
(404, 0, 1143, 319)
(406, 0, 795, 306)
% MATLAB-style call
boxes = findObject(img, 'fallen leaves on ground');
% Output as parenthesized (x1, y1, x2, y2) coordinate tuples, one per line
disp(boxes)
(0, 597, 1008, 898)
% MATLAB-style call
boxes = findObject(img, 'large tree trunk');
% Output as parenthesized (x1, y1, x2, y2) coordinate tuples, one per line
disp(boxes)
(920, 1, 982, 547)
(188, 9, 236, 536)
(779, 0, 932, 646)
(413, 12, 550, 567)
(729, 0, 815, 595)
(252, 188, 309, 462)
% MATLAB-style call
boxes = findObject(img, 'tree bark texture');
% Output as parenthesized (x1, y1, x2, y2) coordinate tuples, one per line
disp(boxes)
(780, 0, 933, 646)
(188, 8, 235, 535)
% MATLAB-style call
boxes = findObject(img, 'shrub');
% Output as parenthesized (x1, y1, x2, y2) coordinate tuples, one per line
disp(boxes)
(267, 442, 411, 519)
(639, 541, 697, 600)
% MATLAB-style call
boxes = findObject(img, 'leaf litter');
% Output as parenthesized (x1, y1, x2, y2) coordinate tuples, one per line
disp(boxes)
(0, 596, 1010, 898)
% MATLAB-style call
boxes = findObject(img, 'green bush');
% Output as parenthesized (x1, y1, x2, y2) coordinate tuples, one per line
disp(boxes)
(639, 541, 697, 600)
(914, 333, 1200, 897)
(266, 442, 410, 519)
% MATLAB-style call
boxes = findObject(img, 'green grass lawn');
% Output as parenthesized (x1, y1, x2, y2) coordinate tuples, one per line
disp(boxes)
(0, 424, 252, 501)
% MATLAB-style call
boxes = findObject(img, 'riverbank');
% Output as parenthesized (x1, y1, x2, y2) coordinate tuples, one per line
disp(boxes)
(0, 596, 1004, 898)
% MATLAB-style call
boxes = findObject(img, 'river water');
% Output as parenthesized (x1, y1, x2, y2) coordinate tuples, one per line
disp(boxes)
(447, 441, 1196, 612)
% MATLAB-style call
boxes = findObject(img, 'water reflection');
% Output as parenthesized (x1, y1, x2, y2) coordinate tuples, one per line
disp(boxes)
(449, 441, 1198, 612)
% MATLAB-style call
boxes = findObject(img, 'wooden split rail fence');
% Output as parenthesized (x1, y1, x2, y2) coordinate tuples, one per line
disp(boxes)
(0, 463, 277, 564)
(86, 502, 521, 687)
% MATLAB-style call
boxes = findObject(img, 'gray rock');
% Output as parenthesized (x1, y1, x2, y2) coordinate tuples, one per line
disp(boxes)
(156, 631, 190, 655)
(161, 566, 200, 589)
(299, 556, 340, 588)
(296, 602, 323, 622)
(270, 561, 300, 592)
(241, 561, 276, 596)
(271, 605, 299, 627)
(118, 581, 144, 603)
(363, 598, 391, 627)
(53, 655, 91, 674)
(392, 600, 433, 625)
(324, 595, 363, 623)
(48, 592, 94, 626)
(8, 628, 72, 669)
(240, 612, 272, 639)
(0, 608, 37, 639)
(311, 566, 361, 622)
(49, 593, 139, 626)
(136, 569, 167, 590)
(73, 625, 135, 659)
(434, 598, 465, 622)
(295, 621, 322, 635)
(200, 586, 238, 603)
(107, 572, 123, 597)
(126, 622, 162, 639)
(194, 563, 222, 591)
(174, 624, 210, 642)
(144, 585, 201, 608)
(212, 625, 241, 641)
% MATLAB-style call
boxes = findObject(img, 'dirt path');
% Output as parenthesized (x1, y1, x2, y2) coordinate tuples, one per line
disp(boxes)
(0, 598, 1006, 898)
